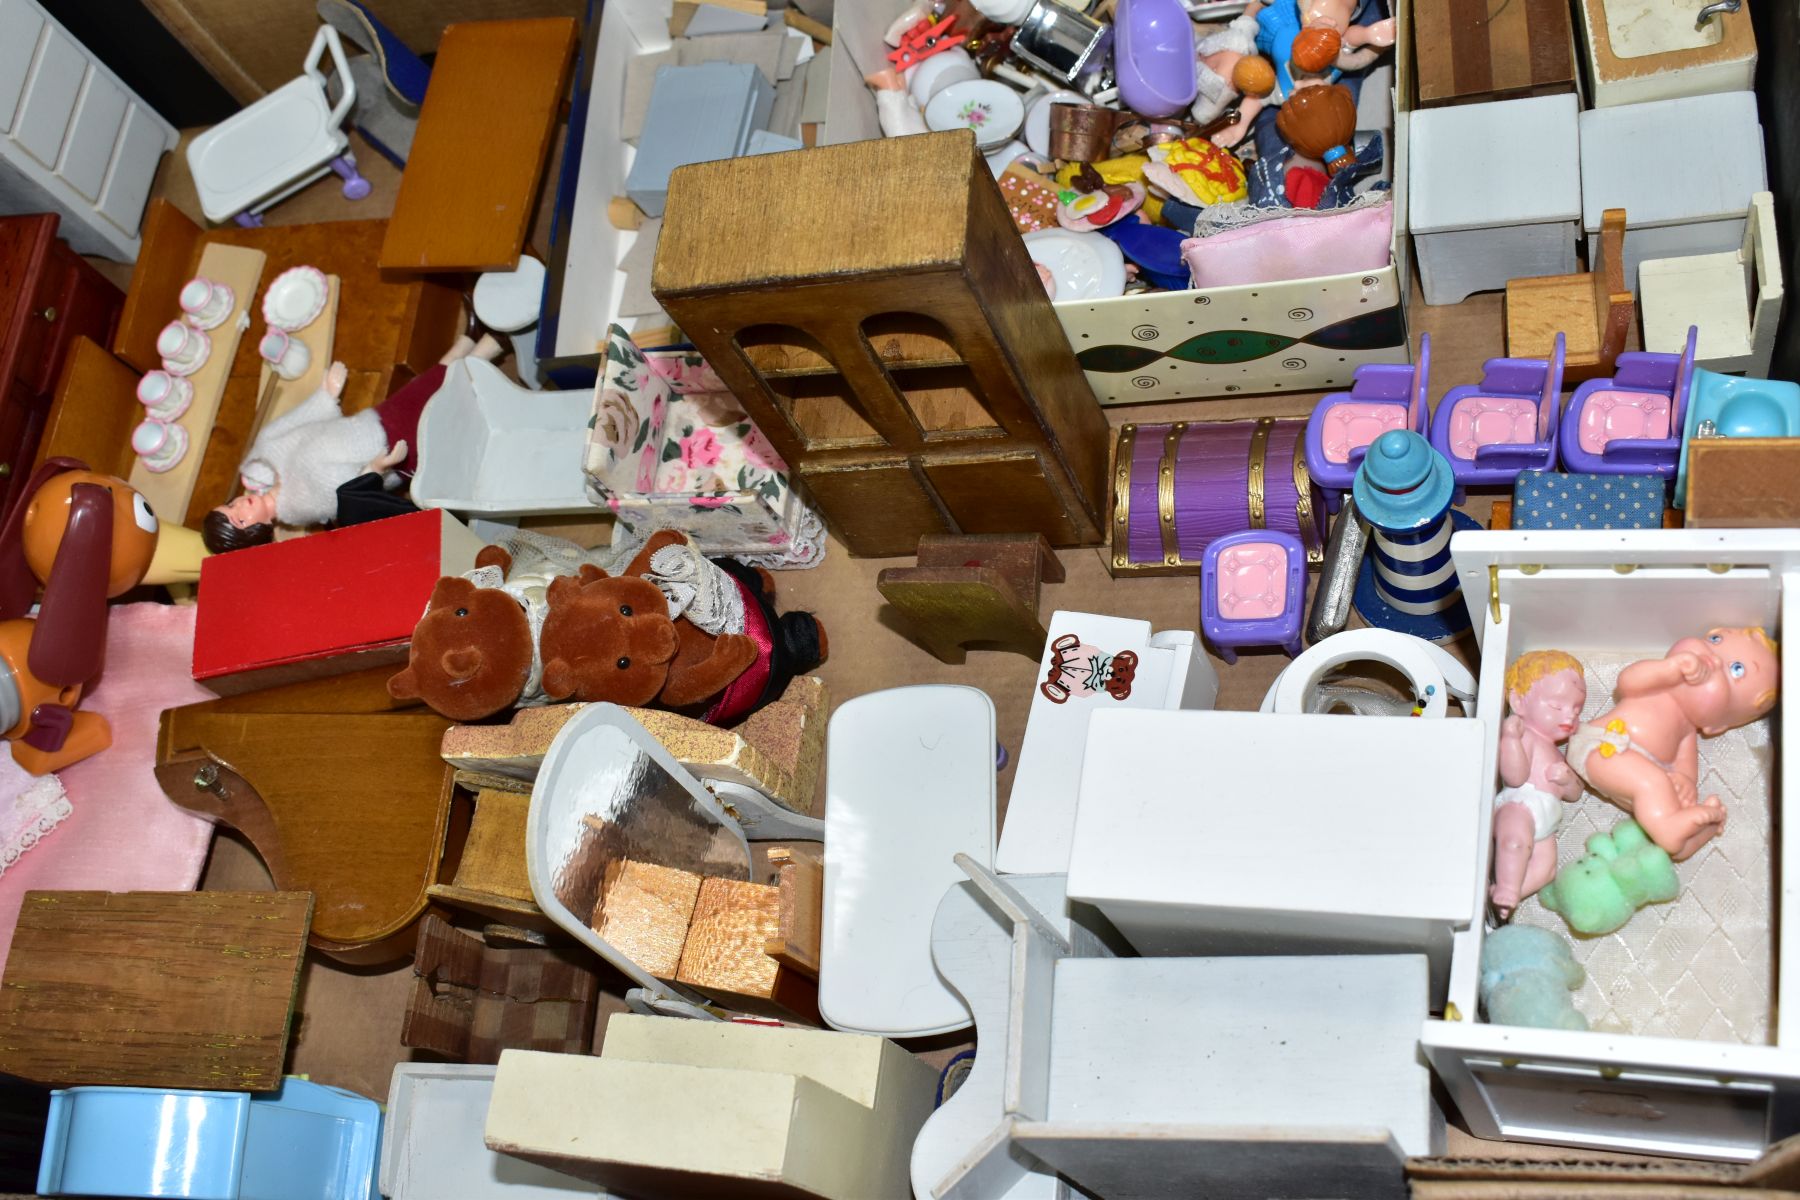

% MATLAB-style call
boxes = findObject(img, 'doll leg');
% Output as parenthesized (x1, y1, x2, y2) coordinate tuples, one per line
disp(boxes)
(1583, 747, 1726, 861)
(1519, 835, 1559, 903)
(1490, 800, 1537, 916)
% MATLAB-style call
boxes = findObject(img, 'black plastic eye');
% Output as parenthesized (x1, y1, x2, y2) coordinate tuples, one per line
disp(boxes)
(619, 604, 633, 616)
(455, 608, 468, 617)
(616, 656, 631, 670)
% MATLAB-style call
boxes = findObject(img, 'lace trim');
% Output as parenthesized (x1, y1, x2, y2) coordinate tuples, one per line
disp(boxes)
(0, 777, 72, 877)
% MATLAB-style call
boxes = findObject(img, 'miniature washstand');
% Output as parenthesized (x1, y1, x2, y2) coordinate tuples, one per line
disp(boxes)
(651, 131, 1111, 558)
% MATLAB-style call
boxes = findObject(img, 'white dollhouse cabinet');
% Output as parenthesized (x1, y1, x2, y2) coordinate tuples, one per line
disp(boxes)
(1423, 530, 1800, 1161)
(0, 0, 176, 260)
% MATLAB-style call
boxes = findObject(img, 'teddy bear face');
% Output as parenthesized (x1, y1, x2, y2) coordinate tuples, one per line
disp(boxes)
(539, 572, 680, 705)
(388, 576, 533, 721)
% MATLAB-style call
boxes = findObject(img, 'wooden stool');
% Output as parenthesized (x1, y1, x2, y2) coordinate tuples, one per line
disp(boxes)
(877, 533, 1064, 662)
(1506, 209, 1634, 383)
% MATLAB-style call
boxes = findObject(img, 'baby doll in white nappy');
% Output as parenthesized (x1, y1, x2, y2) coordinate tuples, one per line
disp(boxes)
(1491, 649, 1587, 919)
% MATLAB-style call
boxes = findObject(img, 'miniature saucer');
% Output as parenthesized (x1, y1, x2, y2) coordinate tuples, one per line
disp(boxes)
(262, 265, 329, 332)
(1023, 88, 1085, 157)
(926, 79, 1025, 151)
(1022, 228, 1127, 301)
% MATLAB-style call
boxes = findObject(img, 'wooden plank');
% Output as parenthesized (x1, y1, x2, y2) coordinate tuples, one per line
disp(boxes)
(252, 273, 339, 437)
(677, 877, 783, 998)
(114, 198, 203, 373)
(35, 335, 138, 478)
(765, 846, 821, 978)
(0, 890, 311, 1092)
(594, 859, 703, 980)
(128, 241, 265, 526)
(379, 19, 578, 273)
(1685, 439, 1800, 528)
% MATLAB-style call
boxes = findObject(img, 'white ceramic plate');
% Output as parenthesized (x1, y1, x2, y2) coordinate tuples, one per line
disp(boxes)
(262, 265, 329, 332)
(1023, 228, 1128, 300)
(1024, 87, 1086, 157)
(925, 79, 1025, 151)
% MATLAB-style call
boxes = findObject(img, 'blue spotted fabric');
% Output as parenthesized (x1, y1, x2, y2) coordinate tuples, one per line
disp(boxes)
(1513, 471, 1667, 530)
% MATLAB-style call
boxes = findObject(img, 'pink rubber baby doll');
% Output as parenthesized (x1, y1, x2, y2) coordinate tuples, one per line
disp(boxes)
(1568, 627, 1779, 862)
(1491, 650, 1586, 918)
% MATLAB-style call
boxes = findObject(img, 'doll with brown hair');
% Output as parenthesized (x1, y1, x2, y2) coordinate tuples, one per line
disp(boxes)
(1491, 649, 1586, 918)
(202, 333, 503, 554)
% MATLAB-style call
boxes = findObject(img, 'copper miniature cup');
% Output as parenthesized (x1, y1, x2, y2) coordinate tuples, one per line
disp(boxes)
(1048, 102, 1116, 162)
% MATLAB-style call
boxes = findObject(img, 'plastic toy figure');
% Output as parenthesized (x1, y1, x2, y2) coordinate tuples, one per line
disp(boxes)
(0, 459, 159, 774)
(1539, 818, 1678, 936)
(1191, 13, 1276, 148)
(1568, 627, 1779, 861)
(1250, 0, 1395, 105)
(1479, 924, 1587, 1031)
(1491, 649, 1586, 918)
(201, 333, 502, 554)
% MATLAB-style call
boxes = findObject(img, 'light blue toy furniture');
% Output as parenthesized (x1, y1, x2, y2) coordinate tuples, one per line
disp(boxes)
(1675, 369, 1800, 506)
(38, 1077, 382, 1200)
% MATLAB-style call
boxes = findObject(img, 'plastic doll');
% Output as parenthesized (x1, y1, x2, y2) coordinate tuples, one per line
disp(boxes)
(1250, 0, 1395, 105)
(1191, 12, 1277, 149)
(1568, 627, 1779, 861)
(1491, 649, 1586, 918)
(202, 333, 502, 553)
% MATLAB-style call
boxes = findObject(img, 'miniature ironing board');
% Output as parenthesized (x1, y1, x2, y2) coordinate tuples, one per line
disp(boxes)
(187, 26, 367, 224)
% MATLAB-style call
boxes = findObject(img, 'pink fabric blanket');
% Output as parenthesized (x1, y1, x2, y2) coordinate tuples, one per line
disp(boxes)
(0, 602, 216, 976)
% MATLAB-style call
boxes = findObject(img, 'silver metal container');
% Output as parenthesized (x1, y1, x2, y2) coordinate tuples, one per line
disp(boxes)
(1012, 0, 1113, 83)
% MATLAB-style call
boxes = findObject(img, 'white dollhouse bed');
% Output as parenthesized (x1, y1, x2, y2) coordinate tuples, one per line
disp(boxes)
(1423, 529, 1800, 1162)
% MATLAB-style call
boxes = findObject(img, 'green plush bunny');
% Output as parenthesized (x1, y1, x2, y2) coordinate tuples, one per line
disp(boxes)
(1539, 818, 1679, 936)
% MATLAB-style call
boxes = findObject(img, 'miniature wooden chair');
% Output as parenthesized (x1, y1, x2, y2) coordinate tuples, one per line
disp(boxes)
(1303, 333, 1432, 514)
(1505, 208, 1633, 384)
(1640, 191, 1783, 378)
(1428, 333, 1563, 496)
(877, 533, 1064, 663)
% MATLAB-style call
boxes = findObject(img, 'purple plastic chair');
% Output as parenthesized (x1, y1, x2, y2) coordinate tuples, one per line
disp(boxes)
(1559, 326, 1696, 478)
(1304, 332, 1432, 514)
(1429, 332, 1564, 500)
(1201, 529, 1306, 665)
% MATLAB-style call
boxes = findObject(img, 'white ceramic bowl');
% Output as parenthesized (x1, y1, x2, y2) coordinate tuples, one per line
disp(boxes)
(925, 79, 1026, 151)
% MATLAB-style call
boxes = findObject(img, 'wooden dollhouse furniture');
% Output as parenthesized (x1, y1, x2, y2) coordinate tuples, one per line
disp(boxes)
(1408, 93, 1581, 306)
(1200, 530, 1306, 664)
(1684, 439, 1800, 528)
(1429, 333, 1564, 495)
(1640, 191, 1782, 377)
(652, 131, 1111, 558)
(914, 864, 1432, 1200)
(379, 18, 579, 274)
(0, 215, 124, 516)
(1505, 209, 1634, 383)
(1559, 325, 1695, 477)
(1576, 0, 1756, 109)
(1303, 332, 1432, 513)
(0, 0, 177, 261)
(1579, 91, 1767, 289)
(876, 533, 1064, 663)
(400, 916, 600, 1064)
(1413, 0, 1575, 108)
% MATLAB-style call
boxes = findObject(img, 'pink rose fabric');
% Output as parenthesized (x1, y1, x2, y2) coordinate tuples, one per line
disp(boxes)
(680, 428, 722, 470)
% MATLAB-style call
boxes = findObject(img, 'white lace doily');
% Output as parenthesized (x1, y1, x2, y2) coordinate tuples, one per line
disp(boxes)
(1514, 653, 1774, 1045)
(0, 774, 72, 878)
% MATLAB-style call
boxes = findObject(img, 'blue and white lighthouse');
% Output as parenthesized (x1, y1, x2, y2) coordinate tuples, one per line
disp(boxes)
(1351, 429, 1476, 642)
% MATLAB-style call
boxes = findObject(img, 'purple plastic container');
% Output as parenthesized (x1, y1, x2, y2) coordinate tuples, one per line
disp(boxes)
(1114, 0, 1199, 118)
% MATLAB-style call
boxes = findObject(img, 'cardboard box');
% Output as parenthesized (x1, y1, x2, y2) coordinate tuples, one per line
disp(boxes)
(191, 509, 483, 694)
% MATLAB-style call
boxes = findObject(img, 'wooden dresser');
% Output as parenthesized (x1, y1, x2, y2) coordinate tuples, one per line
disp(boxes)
(0, 213, 123, 513)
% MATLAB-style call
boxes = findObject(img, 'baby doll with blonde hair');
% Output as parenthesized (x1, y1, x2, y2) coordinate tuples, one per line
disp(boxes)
(1492, 649, 1587, 918)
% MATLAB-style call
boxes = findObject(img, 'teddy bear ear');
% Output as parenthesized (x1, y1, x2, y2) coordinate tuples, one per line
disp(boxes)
(475, 545, 514, 575)
(541, 657, 576, 701)
(388, 666, 421, 700)
(428, 576, 477, 609)
(577, 564, 610, 584)
(547, 575, 581, 607)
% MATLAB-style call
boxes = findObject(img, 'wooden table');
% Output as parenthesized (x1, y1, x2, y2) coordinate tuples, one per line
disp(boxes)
(100, 199, 462, 526)
(0, 890, 311, 1092)
(379, 18, 578, 274)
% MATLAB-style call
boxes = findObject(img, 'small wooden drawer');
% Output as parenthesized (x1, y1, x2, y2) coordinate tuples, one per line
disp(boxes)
(10, 250, 72, 394)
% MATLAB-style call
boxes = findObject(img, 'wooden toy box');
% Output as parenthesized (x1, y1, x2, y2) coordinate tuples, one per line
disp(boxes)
(1422, 530, 1800, 1162)
(539, 0, 1412, 405)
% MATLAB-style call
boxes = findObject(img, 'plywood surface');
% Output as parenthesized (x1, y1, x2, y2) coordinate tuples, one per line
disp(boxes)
(0, 890, 311, 1091)
(379, 18, 579, 273)
(128, 242, 265, 524)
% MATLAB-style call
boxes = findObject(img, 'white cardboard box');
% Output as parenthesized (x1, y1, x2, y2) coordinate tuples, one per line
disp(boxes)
(381, 1064, 600, 1199)
(1422, 529, 1800, 1162)
(1065, 707, 1485, 1003)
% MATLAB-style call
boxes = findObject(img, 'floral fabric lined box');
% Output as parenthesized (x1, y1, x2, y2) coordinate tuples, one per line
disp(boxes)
(585, 325, 823, 567)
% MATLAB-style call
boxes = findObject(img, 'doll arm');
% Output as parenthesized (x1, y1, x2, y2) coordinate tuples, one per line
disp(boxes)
(1344, 16, 1394, 47)
(1497, 716, 1532, 788)
(1615, 654, 1696, 697)
(1335, 44, 1386, 71)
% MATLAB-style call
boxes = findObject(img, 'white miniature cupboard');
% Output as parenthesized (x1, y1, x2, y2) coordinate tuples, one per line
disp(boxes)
(0, 0, 176, 260)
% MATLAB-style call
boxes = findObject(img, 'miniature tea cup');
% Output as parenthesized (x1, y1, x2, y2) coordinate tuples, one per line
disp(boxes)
(131, 419, 189, 474)
(259, 329, 310, 381)
(178, 276, 234, 330)
(157, 320, 211, 376)
(137, 370, 193, 421)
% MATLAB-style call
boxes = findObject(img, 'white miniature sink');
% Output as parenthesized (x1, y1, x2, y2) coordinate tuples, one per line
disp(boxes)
(1604, 0, 1722, 58)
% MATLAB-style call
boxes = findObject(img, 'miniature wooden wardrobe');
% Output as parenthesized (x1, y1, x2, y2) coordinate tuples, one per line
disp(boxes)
(652, 130, 1112, 558)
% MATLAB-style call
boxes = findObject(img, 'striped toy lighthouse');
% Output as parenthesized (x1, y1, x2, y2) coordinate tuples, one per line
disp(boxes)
(1350, 429, 1476, 642)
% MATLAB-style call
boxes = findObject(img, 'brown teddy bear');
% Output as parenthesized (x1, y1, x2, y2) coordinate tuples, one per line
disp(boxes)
(386, 570, 536, 722)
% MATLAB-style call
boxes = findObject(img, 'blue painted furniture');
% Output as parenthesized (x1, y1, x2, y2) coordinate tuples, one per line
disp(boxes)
(1675, 370, 1800, 506)
(1304, 332, 1432, 514)
(1429, 333, 1563, 499)
(38, 1078, 381, 1200)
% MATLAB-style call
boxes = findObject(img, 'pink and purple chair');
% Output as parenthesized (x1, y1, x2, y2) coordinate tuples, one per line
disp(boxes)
(1428, 332, 1563, 500)
(1558, 325, 1696, 478)
(1304, 333, 1432, 514)
(1201, 529, 1306, 664)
